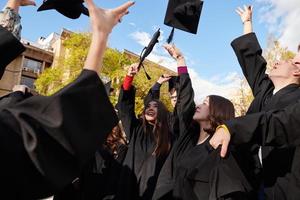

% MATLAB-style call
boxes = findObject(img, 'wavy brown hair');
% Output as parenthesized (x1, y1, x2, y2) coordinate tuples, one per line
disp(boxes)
(203, 95, 235, 134)
(142, 99, 171, 157)
(104, 122, 127, 156)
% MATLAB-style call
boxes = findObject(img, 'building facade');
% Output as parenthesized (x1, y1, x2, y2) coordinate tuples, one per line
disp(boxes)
(0, 29, 70, 96)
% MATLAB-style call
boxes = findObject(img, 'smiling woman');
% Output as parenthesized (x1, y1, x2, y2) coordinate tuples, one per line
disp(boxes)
(115, 63, 172, 200)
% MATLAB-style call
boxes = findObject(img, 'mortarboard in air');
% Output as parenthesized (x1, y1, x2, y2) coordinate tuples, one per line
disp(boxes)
(138, 28, 161, 80)
(0, 26, 26, 80)
(37, 0, 89, 19)
(164, 0, 204, 43)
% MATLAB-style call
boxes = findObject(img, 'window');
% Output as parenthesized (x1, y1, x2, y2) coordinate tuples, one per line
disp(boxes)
(20, 76, 35, 89)
(23, 57, 42, 73)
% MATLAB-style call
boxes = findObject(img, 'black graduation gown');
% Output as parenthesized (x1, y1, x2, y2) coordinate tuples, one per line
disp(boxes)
(54, 143, 128, 200)
(230, 32, 300, 199)
(225, 99, 300, 148)
(0, 25, 25, 79)
(153, 72, 251, 200)
(0, 69, 118, 199)
(81, 144, 128, 200)
(115, 85, 170, 200)
(0, 91, 32, 111)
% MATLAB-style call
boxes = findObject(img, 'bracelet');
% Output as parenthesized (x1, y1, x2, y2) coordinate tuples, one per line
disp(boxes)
(176, 55, 184, 60)
(216, 124, 231, 135)
(243, 19, 251, 24)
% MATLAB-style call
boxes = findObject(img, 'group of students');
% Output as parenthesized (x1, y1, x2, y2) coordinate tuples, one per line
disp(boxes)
(1, 1, 300, 200)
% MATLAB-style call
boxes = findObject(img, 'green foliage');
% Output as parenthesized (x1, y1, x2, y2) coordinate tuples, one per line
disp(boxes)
(231, 78, 253, 117)
(35, 32, 175, 114)
(35, 32, 91, 95)
(264, 38, 296, 72)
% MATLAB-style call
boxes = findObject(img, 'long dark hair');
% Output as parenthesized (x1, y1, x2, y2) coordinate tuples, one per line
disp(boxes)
(104, 122, 127, 157)
(141, 99, 171, 157)
(204, 95, 235, 134)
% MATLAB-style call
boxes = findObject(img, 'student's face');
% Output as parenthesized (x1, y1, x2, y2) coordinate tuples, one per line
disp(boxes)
(193, 97, 210, 121)
(169, 90, 177, 108)
(269, 52, 300, 81)
(145, 101, 158, 123)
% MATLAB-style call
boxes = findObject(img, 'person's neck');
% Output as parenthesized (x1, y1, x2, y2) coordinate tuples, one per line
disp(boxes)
(148, 121, 155, 126)
(198, 122, 210, 144)
(272, 78, 297, 94)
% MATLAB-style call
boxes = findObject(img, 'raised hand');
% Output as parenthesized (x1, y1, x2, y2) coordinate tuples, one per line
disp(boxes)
(157, 74, 171, 84)
(209, 127, 231, 157)
(163, 44, 183, 60)
(20, 0, 36, 6)
(127, 63, 139, 77)
(85, 0, 134, 34)
(236, 5, 253, 24)
(83, 0, 134, 73)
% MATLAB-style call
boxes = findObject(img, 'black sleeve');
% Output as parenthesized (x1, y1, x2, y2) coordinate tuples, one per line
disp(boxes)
(224, 112, 264, 146)
(0, 91, 30, 111)
(116, 86, 139, 140)
(174, 73, 196, 136)
(1, 69, 118, 190)
(264, 101, 300, 147)
(226, 100, 300, 147)
(144, 82, 161, 104)
(0, 25, 25, 79)
(231, 33, 269, 96)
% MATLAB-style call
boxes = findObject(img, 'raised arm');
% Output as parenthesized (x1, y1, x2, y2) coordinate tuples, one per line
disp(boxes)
(0, 0, 134, 194)
(164, 44, 195, 136)
(84, 0, 134, 73)
(236, 5, 253, 35)
(0, 0, 36, 78)
(210, 99, 300, 157)
(144, 74, 171, 104)
(232, 5, 269, 96)
(116, 63, 140, 140)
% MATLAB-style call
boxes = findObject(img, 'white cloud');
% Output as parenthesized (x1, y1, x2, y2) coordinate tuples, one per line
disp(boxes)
(257, 0, 300, 51)
(130, 30, 241, 104)
(130, 31, 152, 47)
(129, 22, 136, 27)
(188, 69, 241, 104)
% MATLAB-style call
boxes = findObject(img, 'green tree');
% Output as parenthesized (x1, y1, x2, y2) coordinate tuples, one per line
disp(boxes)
(264, 37, 295, 72)
(35, 32, 175, 114)
(35, 32, 91, 95)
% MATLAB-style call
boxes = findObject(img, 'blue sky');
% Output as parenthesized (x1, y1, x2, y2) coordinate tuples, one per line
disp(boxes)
(2, 0, 299, 101)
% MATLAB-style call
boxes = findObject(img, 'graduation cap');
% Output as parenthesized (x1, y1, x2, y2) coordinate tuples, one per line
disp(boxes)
(164, 0, 204, 43)
(138, 28, 161, 80)
(37, 0, 89, 19)
(0, 26, 26, 80)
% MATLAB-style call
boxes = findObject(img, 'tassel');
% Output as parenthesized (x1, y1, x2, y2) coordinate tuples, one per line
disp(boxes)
(166, 27, 175, 44)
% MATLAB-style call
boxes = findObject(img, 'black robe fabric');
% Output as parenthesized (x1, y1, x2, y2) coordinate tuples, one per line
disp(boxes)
(0, 25, 25, 79)
(81, 144, 128, 200)
(153, 73, 251, 200)
(225, 99, 300, 148)
(0, 69, 118, 199)
(229, 32, 300, 200)
(115, 85, 171, 200)
(0, 91, 33, 111)
(54, 143, 128, 200)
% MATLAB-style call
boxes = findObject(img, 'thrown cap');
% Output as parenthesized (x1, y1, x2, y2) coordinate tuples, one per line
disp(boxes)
(38, 0, 89, 19)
